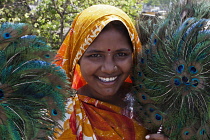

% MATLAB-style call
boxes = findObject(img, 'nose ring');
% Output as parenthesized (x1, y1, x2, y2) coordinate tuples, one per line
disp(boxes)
(114, 65, 118, 70)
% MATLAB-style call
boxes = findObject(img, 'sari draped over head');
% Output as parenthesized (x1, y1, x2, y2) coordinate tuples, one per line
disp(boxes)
(54, 4, 147, 140)
(54, 4, 142, 90)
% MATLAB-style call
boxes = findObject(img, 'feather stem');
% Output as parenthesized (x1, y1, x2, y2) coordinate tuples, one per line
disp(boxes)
(152, 87, 173, 98)
(12, 81, 42, 87)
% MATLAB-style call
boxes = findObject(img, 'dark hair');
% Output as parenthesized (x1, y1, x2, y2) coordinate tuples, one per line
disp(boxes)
(102, 20, 133, 49)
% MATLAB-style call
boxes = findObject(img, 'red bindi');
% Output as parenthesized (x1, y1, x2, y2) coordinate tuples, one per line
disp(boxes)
(108, 49, 111, 51)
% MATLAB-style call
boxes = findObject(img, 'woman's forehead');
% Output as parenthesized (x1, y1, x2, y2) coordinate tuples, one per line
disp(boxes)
(85, 28, 132, 51)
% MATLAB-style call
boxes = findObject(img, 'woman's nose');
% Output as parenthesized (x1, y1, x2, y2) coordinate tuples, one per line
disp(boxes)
(101, 57, 117, 74)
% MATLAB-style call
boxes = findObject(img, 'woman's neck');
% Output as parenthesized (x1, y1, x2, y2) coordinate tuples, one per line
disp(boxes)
(77, 82, 132, 108)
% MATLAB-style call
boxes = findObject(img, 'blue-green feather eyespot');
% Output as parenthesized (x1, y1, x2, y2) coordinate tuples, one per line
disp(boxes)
(52, 109, 58, 116)
(149, 108, 155, 112)
(138, 72, 142, 77)
(56, 85, 62, 89)
(130, 76, 134, 81)
(184, 131, 190, 135)
(133, 90, 137, 94)
(145, 49, 150, 54)
(0, 89, 4, 100)
(191, 78, 199, 87)
(140, 58, 144, 64)
(142, 95, 147, 100)
(3, 32, 11, 39)
(177, 64, 184, 73)
(174, 78, 181, 86)
(155, 113, 162, 121)
(189, 66, 197, 74)
(153, 39, 157, 45)
(45, 54, 50, 58)
(199, 129, 206, 135)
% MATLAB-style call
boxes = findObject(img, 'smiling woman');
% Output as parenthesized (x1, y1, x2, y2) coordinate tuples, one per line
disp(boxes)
(78, 21, 133, 106)
(53, 4, 167, 140)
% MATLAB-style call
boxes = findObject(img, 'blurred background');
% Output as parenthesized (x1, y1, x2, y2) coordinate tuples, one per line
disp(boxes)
(0, 0, 183, 49)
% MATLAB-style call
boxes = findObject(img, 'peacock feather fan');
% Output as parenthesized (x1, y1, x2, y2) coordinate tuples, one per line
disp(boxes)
(133, 1, 210, 139)
(0, 22, 71, 139)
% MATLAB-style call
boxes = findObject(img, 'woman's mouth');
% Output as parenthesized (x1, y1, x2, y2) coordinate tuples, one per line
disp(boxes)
(98, 76, 117, 82)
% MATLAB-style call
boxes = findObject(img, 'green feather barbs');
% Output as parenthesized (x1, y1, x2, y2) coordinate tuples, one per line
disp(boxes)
(134, 16, 210, 139)
(0, 23, 71, 139)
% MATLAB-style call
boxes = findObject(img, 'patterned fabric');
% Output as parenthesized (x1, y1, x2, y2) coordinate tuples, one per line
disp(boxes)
(55, 95, 147, 140)
(54, 4, 142, 89)
(54, 4, 147, 139)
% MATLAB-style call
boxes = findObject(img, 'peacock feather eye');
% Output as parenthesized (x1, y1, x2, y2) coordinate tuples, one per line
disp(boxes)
(153, 39, 157, 45)
(36, 44, 40, 48)
(155, 113, 162, 121)
(130, 76, 134, 81)
(149, 108, 155, 112)
(189, 66, 197, 74)
(44, 54, 50, 58)
(174, 78, 181, 86)
(3, 32, 11, 39)
(184, 131, 190, 135)
(56, 85, 62, 89)
(138, 72, 142, 77)
(0, 89, 4, 100)
(177, 64, 184, 73)
(191, 78, 199, 87)
(145, 49, 150, 54)
(142, 95, 147, 100)
(199, 129, 206, 135)
(140, 58, 144, 64)
(51, 109, 58, 116)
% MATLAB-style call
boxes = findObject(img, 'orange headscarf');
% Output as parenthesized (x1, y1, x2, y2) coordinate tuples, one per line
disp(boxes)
(54, 5, 142, 89)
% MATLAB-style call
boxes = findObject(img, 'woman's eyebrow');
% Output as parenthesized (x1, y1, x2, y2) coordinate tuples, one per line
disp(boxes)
(85, 50, 104, 53)
(85, 48, 132, 53)
(115, 48, 132, 52)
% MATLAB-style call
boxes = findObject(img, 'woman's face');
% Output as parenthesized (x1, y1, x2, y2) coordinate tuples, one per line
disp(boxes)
(79, 27, 133, 100)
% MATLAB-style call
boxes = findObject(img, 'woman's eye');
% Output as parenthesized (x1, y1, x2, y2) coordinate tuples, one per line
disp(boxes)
(89, 54, 102, 57)
(116, 53, 128, 57)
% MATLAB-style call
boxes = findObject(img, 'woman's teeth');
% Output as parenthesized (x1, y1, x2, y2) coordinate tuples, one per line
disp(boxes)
(98, 76, 117, 82)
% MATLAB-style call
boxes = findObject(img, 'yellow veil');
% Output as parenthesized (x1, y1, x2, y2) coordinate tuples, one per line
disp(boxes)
(54, 5, 142, 89)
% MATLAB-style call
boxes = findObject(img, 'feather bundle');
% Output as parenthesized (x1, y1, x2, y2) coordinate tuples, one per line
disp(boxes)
(133, 0, 210, 139)
(0, 23, 71, 139)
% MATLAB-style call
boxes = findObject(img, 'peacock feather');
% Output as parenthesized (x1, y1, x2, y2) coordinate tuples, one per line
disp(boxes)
(133, 0, 210, 139)
(0, 22, 71, 139)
